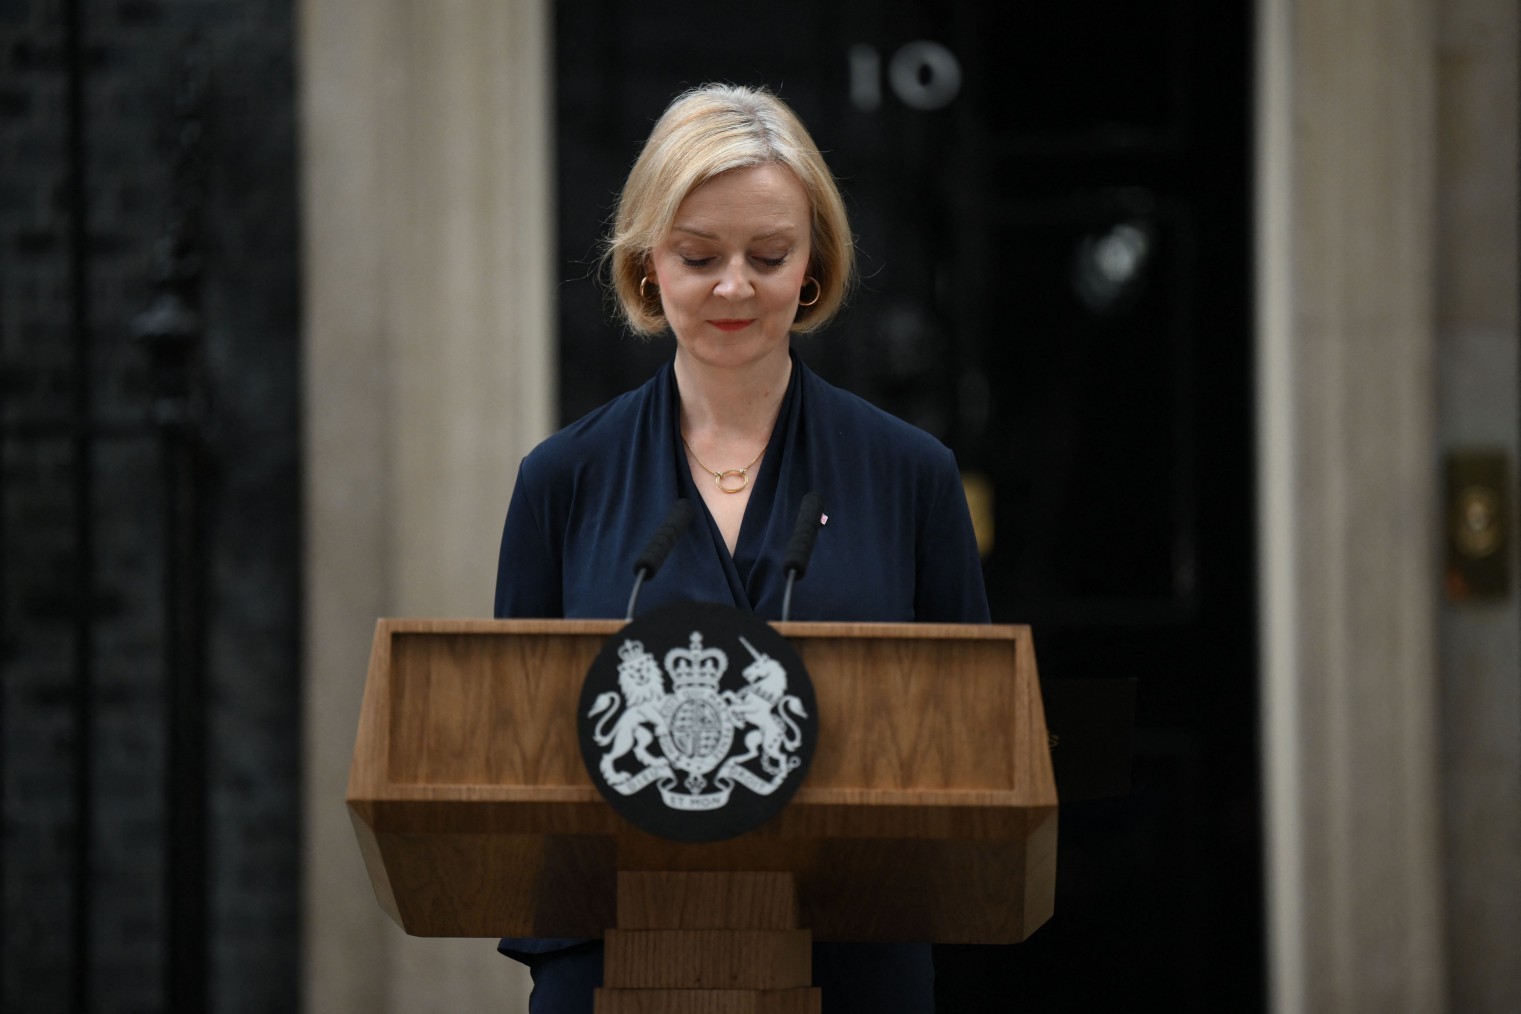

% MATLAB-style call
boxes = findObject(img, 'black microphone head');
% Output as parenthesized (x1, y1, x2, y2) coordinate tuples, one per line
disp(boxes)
(797, 490, 824, 526)
(783, 491, 826, 579)
(633, 498, 695, 577)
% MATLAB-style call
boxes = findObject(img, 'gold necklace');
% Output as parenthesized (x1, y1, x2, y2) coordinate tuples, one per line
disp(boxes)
(682, 436, 765, 494)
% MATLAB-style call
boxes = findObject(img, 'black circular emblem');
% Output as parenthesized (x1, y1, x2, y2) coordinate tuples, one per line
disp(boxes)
(578, 601, 818, 843)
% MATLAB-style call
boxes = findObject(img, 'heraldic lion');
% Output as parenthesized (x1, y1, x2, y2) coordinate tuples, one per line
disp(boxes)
(588, 639, 670, 784)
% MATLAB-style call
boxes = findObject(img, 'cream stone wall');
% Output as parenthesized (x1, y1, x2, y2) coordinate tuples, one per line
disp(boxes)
(298, 2, 551, 1011)
(1260, 0, 1520, 1011)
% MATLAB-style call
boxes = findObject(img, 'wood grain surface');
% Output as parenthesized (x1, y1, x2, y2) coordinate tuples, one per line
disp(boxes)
(603, 929, 811, 989)
(618, 871, 798, 930)
(347, 618, 1058, 940)
(593, 988, 821, 1014)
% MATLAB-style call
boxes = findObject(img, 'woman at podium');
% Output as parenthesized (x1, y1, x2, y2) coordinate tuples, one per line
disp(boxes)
(494, 83, 989, 1014)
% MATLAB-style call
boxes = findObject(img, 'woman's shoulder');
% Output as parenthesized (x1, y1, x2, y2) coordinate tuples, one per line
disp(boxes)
(798, 360, 955, 466)
(519, 367, 666, 479)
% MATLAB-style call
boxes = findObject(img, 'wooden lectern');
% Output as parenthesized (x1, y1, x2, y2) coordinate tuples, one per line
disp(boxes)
(349, 618, 1057, 1012)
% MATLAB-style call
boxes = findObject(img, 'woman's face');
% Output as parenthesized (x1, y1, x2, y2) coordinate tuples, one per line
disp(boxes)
(647, 164, 813, 372)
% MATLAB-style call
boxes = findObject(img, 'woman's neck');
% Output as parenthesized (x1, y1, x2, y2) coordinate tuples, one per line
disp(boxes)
(673, 346, 791, 556)
(673, 347, 793, 440)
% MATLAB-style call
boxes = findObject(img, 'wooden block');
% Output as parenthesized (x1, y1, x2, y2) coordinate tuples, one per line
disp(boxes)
(618, 872, 798, 930)
(595, 987, 821, 1014)
(603, 929, 812, 989)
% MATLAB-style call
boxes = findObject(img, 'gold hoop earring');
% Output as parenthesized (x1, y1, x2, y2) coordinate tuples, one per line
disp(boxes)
(798, 276, 821, 308)
(639, 276, 658, 300)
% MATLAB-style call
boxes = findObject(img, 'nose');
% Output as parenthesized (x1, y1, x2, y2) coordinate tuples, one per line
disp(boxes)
(713, 255, 754, 299)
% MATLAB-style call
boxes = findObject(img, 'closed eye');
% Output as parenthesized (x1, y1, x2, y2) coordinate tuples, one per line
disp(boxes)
(676, 251, 790, 269)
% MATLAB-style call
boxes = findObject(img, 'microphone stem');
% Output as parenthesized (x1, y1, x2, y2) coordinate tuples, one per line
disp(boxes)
(625, 570, 647, 621)
(781, 571, 797, 623)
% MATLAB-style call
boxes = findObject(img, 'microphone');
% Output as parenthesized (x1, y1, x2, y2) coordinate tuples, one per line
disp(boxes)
(781, 492, 825, 622)
(625, 498, 695, 620)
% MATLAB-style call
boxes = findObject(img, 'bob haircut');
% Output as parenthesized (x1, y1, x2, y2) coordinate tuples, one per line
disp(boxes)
(605, 84, 855, 336)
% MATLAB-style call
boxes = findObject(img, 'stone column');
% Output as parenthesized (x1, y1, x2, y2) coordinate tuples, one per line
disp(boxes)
(1257, 1, 1448, 1010)
(298, 1, 553, 1010)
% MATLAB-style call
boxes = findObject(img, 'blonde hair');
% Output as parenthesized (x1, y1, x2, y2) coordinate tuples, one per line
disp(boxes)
(605, 84, 855, 336)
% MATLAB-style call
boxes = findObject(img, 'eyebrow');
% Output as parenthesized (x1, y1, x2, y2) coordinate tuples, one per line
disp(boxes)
(670, 225, 796, 241)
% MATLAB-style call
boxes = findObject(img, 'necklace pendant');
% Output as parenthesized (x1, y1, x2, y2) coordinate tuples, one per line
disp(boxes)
(715, 469, 749, 494)
(682, 435, 761, 495)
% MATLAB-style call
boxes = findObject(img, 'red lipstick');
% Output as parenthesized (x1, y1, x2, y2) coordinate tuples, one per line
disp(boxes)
(709, 319, 754, 332)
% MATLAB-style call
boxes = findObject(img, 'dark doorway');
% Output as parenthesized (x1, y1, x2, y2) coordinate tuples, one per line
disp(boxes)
(554, 2, 1259, 1009)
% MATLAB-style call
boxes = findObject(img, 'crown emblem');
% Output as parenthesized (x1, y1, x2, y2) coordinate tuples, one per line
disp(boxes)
(617, 639, 653, 668)
(665, 632, 727, 691)
(616, 638, 660, 680)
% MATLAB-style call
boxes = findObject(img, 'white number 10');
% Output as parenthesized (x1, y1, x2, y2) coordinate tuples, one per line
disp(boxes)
(849, 41, 963, 112)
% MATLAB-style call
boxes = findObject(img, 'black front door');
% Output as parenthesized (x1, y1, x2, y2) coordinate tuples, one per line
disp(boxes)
(554, 3, 1260, 1007)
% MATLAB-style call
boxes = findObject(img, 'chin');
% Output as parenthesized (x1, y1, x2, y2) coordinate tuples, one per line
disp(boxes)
(680, 333, 788, 367)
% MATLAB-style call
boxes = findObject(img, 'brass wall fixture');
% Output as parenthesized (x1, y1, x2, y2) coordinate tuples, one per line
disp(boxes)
(1443, 450, 1512, 602)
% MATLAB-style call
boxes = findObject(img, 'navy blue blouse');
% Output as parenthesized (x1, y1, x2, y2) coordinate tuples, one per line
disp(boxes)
(495, 353, 989, 625)
(492, 352, 989, 1011)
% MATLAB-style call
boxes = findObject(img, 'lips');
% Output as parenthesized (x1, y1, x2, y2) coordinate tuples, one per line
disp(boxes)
(709, 319, 755, 332)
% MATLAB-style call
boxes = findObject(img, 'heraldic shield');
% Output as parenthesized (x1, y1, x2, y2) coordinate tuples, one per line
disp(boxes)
(577, 601, 819, 842)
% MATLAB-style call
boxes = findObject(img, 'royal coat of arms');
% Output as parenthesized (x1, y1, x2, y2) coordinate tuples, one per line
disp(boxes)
(578, 602, 817, 841)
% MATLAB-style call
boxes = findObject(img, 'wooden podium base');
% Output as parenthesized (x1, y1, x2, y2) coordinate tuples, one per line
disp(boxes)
(596, 872, 821, 1014)
(596, 989, 819, 1014)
